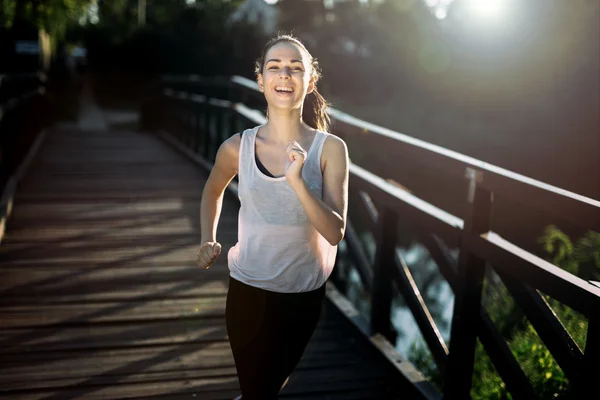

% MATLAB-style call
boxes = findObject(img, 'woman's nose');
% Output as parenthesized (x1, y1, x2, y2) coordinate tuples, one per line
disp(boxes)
(278, 67, 291, 78)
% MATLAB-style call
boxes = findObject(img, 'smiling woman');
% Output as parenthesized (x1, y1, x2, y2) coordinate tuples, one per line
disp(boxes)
(255, 36, 331, 133)
(196, 34, 349, 400)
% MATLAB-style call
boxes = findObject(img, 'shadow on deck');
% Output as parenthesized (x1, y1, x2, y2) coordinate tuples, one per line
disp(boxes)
(0, 88, 420, 399)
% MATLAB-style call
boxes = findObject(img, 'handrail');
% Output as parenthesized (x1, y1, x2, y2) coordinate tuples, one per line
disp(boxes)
(167, 73, 600, 226)
(228, 75, 599, 228)
(160, 85, 600, 312)
(0, 73, 47, 176)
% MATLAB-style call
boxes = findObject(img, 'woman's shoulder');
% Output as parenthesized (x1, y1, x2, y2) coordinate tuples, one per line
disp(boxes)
(222, 131, 241, 149)
(318, 131, 348, 166)
(320, 131, 347, 153)
(218, 131, 244, 164)
(220, 125, 261, 156)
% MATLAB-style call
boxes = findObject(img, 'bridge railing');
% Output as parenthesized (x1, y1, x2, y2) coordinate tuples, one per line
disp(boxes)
(141, 74, 600, 399)
(0, 73, 49, 182)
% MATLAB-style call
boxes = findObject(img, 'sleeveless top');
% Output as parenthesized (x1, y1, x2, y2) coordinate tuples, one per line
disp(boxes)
(227, 125, 338, 293)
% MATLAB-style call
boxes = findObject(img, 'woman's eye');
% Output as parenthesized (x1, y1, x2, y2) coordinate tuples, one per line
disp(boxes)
(268, 66, 279, 70)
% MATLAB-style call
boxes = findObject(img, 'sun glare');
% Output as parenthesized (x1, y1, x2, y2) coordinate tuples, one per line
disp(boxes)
(464, 0, 509, 22)
(423, 0, 456, 20)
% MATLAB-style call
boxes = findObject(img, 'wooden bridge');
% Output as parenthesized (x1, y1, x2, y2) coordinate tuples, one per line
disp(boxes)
(1, 73, 599, 399)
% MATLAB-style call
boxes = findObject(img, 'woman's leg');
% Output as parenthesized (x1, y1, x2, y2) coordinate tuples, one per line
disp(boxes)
(272, 284, 326, 391)
(226, 277, 280, 400)
(226, 278, 326, 399)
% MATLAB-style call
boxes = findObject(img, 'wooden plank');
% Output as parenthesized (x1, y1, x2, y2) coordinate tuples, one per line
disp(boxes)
(0, 297, 227, 328)
(0, 343, 362, 386)
(0, 370, 387, 400)
(0, 376, 240, 400)
(1, 367, 240, 392)
(0, 265, 229, 298)
(0, 238, 218, 264)
(0, 320, 228, 353)
(0, 334, 359, 368)
(19, 178, 206, 192)
(0, 321, 349, 355)
(14, 190, 205, 201)
(8, 200, 219, 222)
(0, 259, 229, 269)
(3, 227, 237, 243)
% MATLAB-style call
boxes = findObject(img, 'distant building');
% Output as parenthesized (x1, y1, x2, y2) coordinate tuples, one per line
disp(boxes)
(227, 0, 279, 34)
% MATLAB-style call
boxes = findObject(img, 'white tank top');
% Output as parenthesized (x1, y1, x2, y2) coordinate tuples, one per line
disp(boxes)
(227, 125, 337, 293)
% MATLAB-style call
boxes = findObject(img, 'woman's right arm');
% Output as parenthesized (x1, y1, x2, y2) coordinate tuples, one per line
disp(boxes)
(197, 134, 241, 269)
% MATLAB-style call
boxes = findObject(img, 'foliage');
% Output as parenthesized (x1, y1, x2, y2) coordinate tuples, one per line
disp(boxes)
(79, 0, 256, 74)
(64, 0, 265, 106)
(539, 225, 600, 281)
(1, 0, 91, 39)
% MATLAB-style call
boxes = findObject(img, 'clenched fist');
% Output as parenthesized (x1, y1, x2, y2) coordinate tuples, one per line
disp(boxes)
(285, 140, 307, 185)
(196, 242, 222, 270)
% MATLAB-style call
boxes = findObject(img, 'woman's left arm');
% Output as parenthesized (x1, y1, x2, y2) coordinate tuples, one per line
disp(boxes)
(288, 136, 349, 245)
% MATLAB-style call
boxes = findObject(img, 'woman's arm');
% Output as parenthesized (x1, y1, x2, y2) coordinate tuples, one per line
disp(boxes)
(197, 134, 240, 269)
(287, 135, 349, 246)
(200, 134, 240, 243)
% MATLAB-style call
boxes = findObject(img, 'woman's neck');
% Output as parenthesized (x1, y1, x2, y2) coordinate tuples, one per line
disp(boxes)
(262, 108, 311, 144)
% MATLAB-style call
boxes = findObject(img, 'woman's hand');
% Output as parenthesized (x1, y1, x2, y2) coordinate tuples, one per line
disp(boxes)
(285, 140, 307, 187)
(196, 242, 222, 270)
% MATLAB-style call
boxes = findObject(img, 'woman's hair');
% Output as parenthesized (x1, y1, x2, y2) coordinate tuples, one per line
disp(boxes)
(255, 34, 330, 132)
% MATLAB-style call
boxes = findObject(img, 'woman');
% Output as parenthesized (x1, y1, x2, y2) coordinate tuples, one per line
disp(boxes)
(196, 34, 349, 400)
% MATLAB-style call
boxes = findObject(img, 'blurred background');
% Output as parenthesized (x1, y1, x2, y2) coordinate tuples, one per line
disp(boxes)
(1, 1, 598, 398)
(2, 0, 597, 196)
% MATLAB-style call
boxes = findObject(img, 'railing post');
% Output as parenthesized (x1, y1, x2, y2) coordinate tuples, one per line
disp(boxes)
(444, 168, 492, 399)
(182, 92, 191, 145)
(193, 101, 201, 153)
(185, 94, 194, 147)
(575, 314, 599, 397)
(370, 206, 398, 344)
(203, 104, 212, 160)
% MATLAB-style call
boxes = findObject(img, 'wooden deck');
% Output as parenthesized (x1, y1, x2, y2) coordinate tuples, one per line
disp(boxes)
(0, 126, 410, 399)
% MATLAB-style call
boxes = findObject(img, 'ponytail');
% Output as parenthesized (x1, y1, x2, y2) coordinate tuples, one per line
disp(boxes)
(303, 88, 330, 132)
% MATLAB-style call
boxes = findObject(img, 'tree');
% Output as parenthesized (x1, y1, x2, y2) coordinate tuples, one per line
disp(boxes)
(1, 0, 92, 39)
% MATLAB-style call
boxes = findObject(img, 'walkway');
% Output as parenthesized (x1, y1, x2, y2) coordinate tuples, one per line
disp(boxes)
(0, 86, 411, 399)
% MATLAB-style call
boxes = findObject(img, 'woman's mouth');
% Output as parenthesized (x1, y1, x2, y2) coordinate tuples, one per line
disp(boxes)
(275, 86, 294, 94)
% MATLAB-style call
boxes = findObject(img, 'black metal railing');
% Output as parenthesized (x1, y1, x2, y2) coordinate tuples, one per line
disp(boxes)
(141, 74, 600, 399)
(0, 72, 50, 193)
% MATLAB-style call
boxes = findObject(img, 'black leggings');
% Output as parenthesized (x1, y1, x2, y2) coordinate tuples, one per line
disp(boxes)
(226, 276, 326, 400)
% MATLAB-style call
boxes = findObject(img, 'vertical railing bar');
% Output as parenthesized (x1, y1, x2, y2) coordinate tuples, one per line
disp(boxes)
(392, 249, 449, 373)
(443, 168, 492, 398)
(575, 315, 599, 397)
(370, 207, 398, 343)
(343, 219, 374, 291)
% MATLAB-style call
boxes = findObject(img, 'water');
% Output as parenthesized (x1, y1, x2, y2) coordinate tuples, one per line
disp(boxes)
(336, 231, 458, 364)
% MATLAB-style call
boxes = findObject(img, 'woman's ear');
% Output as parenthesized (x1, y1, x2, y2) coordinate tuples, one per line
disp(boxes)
(257, 74, 264, 92)
(306, 75, 315, 95)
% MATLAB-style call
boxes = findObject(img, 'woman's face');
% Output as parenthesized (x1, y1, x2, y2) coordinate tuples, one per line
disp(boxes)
(258, 41, 314, 111)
